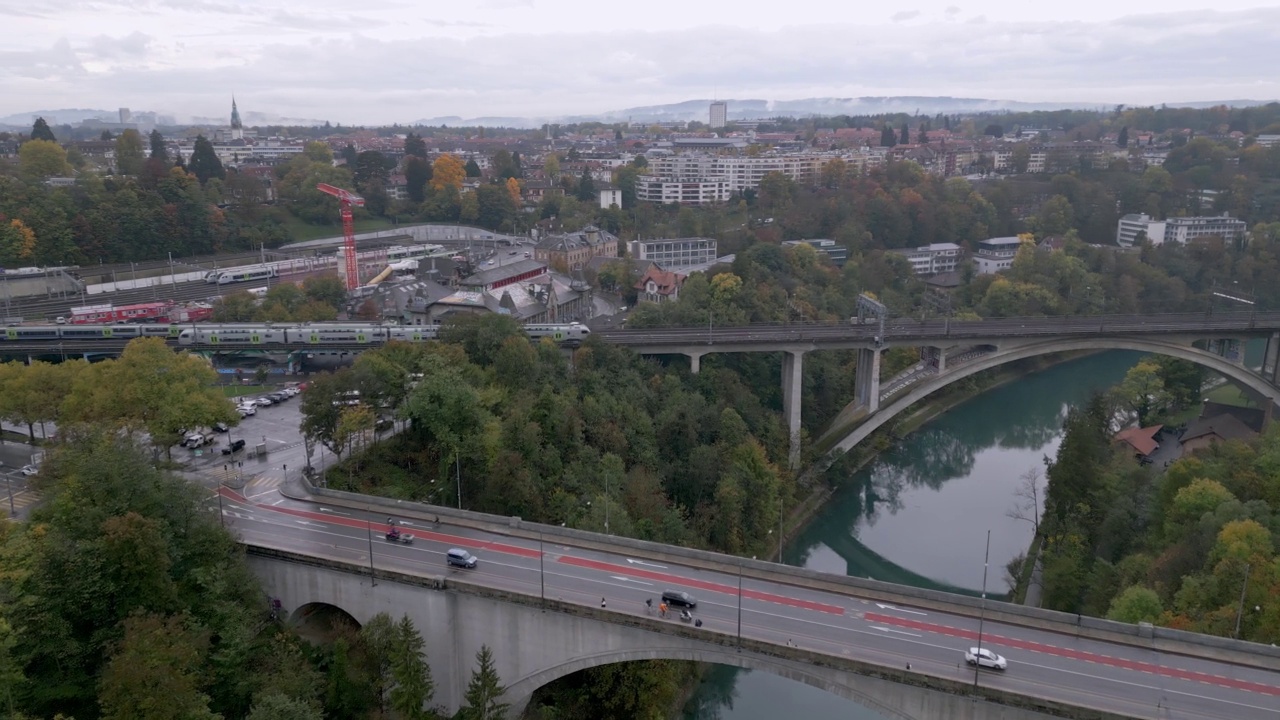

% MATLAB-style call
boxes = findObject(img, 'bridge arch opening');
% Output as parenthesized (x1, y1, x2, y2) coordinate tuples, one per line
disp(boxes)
(512, 649, 915, 720)
(817, 338, 1278, 475)
(287, 601, 362, 644)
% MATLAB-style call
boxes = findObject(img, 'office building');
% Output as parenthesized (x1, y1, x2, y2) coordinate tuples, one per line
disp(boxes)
(629, 237, 718, 269)
(891, 243, 963, 276)
(973, 237, 1025, 274)
(709, 101, 727, 129)
(1116, 213, 1248, 248)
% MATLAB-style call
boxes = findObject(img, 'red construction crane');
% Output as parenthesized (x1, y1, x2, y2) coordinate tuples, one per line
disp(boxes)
(316, 183, 365, 290)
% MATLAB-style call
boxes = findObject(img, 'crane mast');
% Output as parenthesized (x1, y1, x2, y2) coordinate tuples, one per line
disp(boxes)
(315, 183, 366, 290)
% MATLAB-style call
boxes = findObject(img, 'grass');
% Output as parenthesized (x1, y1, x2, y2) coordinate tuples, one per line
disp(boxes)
(222, 385, 268, 397)
(1203, 382, 1258, 408)
(278, 214, 402, 243)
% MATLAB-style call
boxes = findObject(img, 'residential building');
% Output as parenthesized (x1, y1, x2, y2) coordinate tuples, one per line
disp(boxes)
(635, 176, 730, 205)
(1116, 213, 1248, 248)
(1256, 135, 1280, 148)
(891, 243, 963, 276)
(782, 239, 849, 267)
(635, 266, 686, 303)
(1180, 414, 1256, 454)
(972, 237, 1025, 274)
(710, 101, 728, 129)
(629, 237, 717, 269)
(533, 225, 619, 270)
(598, 186, 622, 209)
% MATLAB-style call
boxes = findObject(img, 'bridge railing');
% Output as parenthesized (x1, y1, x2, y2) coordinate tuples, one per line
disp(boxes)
(277, 474, 1280, 672)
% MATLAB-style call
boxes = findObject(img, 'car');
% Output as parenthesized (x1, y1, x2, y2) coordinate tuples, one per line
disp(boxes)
(20, 464, 39, 476)
(237, 404, 257, 417)
(212, 422, 230, 433)
(222, 439, 246, 455)
(964, 647, 1007, 670)
(268, 392, 288, 402)
(661, 590, 697, 608)
(447, 548, 478, 568)
(255, 397, 273, 407)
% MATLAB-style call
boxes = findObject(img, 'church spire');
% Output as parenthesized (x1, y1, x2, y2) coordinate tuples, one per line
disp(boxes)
(230, 97, 243, 140)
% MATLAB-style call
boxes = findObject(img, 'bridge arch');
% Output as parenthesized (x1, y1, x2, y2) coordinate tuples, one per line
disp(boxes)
(287, 601, 362, 639)
(815, 337, 1279, 475)
(505, 645, 915, 720)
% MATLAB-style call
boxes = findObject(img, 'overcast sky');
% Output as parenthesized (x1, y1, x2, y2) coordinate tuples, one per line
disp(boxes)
(3, 0, 1278, 124)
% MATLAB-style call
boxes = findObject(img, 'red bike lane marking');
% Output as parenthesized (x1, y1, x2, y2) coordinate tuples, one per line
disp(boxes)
(222, 487, 538, 558)
(559, 556, 845, 614)
(863, 613, 1280, 697)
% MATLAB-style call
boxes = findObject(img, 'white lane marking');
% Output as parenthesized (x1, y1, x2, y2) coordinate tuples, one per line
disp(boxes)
(294, 520, 319, 527)
(626, 558, 668, 569)
(610, 575, 654, 586)
(317, 507, 350, 516)
(870, 625, 922, 637)
(876, 603, 927, 616)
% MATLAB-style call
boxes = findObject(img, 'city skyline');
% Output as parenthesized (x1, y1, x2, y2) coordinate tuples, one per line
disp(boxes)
(3, 0, 1278, 125)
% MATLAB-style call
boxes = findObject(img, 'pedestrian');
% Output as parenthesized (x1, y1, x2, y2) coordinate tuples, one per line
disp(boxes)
(601, 597, 606, 608)
(906, 663, 912, 671)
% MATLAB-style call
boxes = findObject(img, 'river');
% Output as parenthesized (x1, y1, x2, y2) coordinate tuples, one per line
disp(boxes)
(681, 350, 1146, 720)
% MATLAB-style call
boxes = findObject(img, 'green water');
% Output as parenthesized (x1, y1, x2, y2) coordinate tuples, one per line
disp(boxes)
(682, 350, 1146, 719)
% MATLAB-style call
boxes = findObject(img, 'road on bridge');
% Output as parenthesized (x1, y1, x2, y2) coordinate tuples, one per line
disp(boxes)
(216, 485, 1280, 720)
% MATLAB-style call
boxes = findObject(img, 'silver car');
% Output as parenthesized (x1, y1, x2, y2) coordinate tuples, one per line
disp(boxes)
(964, 647, 1008, 670)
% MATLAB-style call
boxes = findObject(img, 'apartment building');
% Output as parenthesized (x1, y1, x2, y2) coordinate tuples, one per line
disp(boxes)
(1116, 213, 1248, 248)
(891, 243, 963, 276)
(629, 237, 718, 269)
(634, 176, 731, 205)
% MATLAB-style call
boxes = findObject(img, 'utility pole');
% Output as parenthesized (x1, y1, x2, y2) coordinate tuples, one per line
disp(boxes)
(5, 471, 15, 517)
(367, 507, 377, 587)
(539, 532, 546, 606)
(1234, 562, 1252, 639)
(974, 529, 991, 690)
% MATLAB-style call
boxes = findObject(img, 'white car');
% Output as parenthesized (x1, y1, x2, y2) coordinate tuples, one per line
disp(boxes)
(255, 397, 274, 407)
(21, 464, 40, 476)
(964, 647, 1008, 670)
(237, 404, 257, 417)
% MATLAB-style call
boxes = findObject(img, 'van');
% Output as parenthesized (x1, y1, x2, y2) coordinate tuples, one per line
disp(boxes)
(661, 590, 697, 608)
(446, 548, 478, 569)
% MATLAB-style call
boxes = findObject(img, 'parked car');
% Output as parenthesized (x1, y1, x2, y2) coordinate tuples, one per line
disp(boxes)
(212, 422, 230, 433)
(255, 397, 273, 407)
(661, 590, 697, 608)
(964, 647, 1008, 670)
(20, 464, 39, 476)
(183, 431, 217, 449)
(237, 404, 257, 417)
(222, 439, 246, 455)
(268, 392, 288, 402)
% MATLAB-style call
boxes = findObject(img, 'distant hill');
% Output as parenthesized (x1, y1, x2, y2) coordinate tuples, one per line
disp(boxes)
(0, 108, 116, 128)
(412, 96, 1278, 129)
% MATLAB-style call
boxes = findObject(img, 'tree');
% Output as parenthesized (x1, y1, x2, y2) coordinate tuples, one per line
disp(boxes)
(1033, 194, 1074, 235)
(62, 337, 237, 455)
(505, 176, 522, 208)
(459, 645, 508, 720)
(98, 613, 218, 720)
(300, 370, 360, 458)
(1112, 359, 1171, 426)
(404, 131, 427, 159)
(246, 693, 322, 720)
(1006, 467, 1044, 536)
(1106, 585, 1162, 623)
(984, 123, 1004, 137)
(302, 272, 347, 308)
(1011, 143, 1032, 174)
(405, 156, 433, 203)
(0, 219, 38, 268)
(30, 117, 56, 142)
(18, 139, 71, 178)
(188, 135, 225, 185)
(353, 150, 390, 192)
(899, 122, 910, 145)
(388, 615, 434, 719)
(112, 129, 146, 176)
(430, 154, 465, 192)
(543, 153, 560, 180)
(304, 141, 333, 163)
(575, 168, 596, 202)
(341, 143, 358, 166)
(464, 158, 482, 178)
(148, 129, 168, 161)
(476, 183, 516, 230)
(1117, 126, 1130, 148)
(880, 125, 896, 147)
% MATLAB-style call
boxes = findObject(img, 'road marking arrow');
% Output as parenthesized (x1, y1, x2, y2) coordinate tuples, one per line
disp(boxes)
(610, 576, 654, 585)
(626, 559, 668, 569)
(876, 603, 927, 616)
(870, 626, 922, 637)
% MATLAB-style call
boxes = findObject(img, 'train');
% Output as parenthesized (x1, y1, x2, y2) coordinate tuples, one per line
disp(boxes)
(1, 321, 593, 346)
(201, 245, 451, 286)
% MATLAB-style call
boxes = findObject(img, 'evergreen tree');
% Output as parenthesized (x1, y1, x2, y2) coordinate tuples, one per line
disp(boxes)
(510, 151, 523, 178)
(459, 645, 508, 720)
(405, 156, 433, 203)
(404, 131, 427, 158)
(341, 143, 358, 166)
(149, 129, 168, 161)
(880, 125, 896, 147)
(388, 615, 434, 720)
(464, 159, 482, 177)
(575, 168, 596, 202)
(1117, 126, 1130, 148)
(188, 135, 225, 184)
(30, 117, 56, 142)
(899, 122, 910, 145)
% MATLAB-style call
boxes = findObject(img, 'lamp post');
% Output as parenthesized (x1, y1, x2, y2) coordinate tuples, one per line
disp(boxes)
(455, 450, 462, 510)
(216, 482, 225, 528)
(973, 529, 991, 690)
(539, 532, 546, 606)
(736, 560, 744, 645)
(6, 470, 17, 517)
(604, 473, 610, 535)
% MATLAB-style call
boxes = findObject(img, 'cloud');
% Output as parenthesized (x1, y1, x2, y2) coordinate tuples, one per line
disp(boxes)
(1, 7, 1277, 122)
(891, 10, 921, 22)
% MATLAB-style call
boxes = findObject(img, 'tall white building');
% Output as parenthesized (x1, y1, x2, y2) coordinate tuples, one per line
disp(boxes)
(973, 237, 1025, 274)
(891, 243, 963, 276)
(709, 101, 727, 129)
(1116, 213, 1248, 248)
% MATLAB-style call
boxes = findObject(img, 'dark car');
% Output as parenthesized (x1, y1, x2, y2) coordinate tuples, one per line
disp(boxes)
(221, 438, 246, 455)
(213, 422, 230, 433)
(661, 590, 697, 608)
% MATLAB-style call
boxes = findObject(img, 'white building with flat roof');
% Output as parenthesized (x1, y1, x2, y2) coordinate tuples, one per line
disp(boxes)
(709, 101, 727, 129)
(891, 243, 963, 276)
(629, 237, 718, 269)
(1116, 213, 1247, 248)
(973, 237, 1025, 274)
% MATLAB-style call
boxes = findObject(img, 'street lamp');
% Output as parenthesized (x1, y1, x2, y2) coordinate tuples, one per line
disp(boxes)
(539, 532, 546, 606)
(6, 470, 17, 517)
(973, 529, 991, 691)
(1234, 561, 1253, 639)
(366, 505, 377, 587)
(736, 560, 745, 645)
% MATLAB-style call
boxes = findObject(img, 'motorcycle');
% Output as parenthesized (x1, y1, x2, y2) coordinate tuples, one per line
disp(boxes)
(384, 528, 415, 545)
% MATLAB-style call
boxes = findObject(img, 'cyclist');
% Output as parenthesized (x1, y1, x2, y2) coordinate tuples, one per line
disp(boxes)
(659, 602, 668, 618)
(645, 598, 653, 614)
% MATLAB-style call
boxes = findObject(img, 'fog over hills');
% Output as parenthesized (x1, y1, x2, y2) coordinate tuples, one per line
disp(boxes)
(4, 97, 1275, 131)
